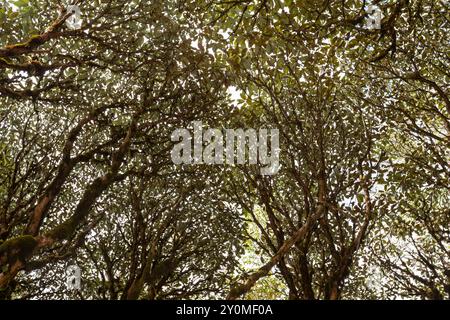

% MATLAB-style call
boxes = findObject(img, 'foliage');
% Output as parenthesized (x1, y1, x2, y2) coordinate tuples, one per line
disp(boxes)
(0, 0, 448, 300)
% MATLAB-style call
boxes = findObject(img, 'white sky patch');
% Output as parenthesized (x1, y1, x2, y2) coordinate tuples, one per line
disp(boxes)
(227, 85, 242, 106)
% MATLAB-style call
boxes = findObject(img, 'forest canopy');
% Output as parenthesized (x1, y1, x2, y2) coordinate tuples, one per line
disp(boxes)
(0, 0, 448, 300)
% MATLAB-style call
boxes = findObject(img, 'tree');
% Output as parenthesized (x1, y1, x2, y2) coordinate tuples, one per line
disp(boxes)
(0, 0, 448, 300)
(0, 0, 240, 298)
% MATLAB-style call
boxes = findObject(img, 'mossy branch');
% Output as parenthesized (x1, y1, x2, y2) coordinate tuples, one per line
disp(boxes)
(0, 8, 73, 58)
(0, 235, 38, 260)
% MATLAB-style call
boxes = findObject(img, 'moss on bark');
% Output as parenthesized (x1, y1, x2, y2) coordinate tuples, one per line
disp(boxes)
(47, 217, 78, 241)
(0, 235, 38, 259)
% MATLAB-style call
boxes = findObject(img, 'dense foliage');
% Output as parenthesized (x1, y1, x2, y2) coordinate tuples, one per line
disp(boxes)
(0, 0, 448, 299)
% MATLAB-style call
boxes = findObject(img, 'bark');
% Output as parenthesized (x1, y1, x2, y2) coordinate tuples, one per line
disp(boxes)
(226, 203, 324, 300)
(0, 9, 72, 58)
(0, 112, 140, 292)
(25, 105, 112, 236)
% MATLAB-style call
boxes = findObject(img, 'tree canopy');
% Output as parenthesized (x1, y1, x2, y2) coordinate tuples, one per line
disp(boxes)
(0, 0, 448, 300)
